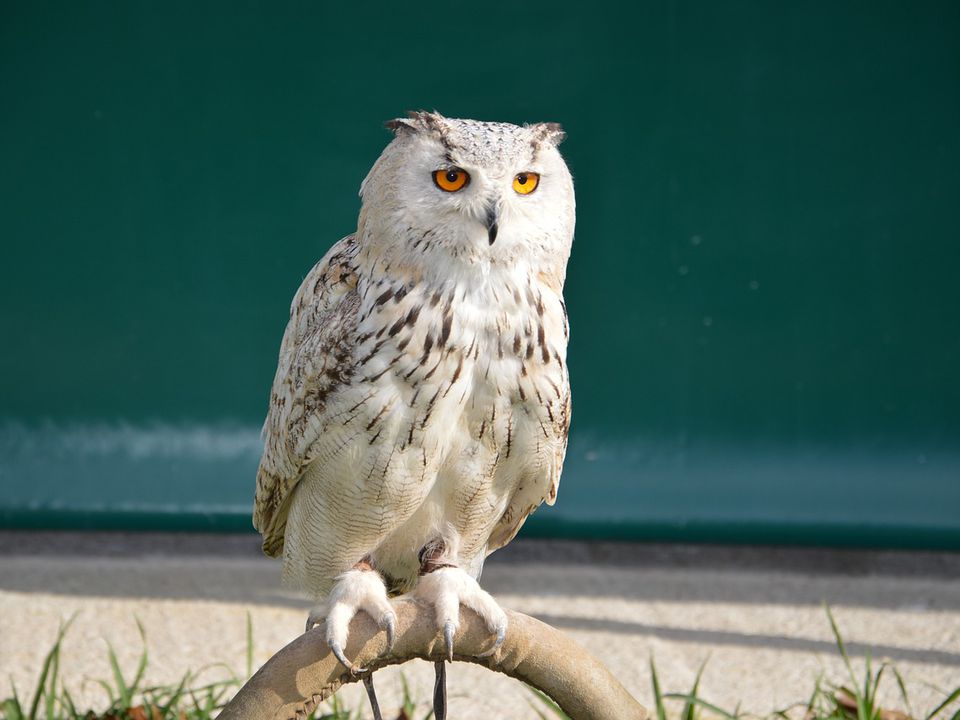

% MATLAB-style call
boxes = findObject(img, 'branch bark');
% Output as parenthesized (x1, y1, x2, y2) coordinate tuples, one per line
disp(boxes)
(218, 597, 646, 720)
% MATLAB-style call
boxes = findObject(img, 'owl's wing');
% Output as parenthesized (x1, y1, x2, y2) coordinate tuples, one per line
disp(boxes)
(253, 235, 361, 556)
(486, 374, 572, 555)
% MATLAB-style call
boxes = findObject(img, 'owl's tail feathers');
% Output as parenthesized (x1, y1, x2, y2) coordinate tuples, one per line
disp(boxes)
(260, 530, 285, 558)
(253, 506, 286, 558)
(253, 468, 296, 558)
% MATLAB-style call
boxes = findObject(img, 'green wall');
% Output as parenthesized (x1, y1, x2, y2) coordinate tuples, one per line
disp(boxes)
(2, 1, 958, 548)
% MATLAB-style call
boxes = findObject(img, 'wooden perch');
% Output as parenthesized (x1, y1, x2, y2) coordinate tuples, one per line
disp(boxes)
(218, 597, 647, 720)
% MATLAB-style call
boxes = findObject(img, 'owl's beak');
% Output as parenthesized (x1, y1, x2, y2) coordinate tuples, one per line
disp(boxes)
(485, 203, 499, 245)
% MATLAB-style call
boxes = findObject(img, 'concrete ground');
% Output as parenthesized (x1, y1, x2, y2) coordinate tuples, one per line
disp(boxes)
(1, 533, 958, 719)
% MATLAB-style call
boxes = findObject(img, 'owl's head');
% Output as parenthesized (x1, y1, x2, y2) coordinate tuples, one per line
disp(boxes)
(358, 112, 575, 286)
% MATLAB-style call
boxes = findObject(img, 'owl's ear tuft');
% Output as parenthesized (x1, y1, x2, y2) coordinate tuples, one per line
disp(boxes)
(385, 110, 447, 136)
(529, 122, 566, 147)
(384, 117, 417, 135)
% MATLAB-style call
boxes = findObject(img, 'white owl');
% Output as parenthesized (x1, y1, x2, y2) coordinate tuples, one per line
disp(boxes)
(253, 111, 574, 718)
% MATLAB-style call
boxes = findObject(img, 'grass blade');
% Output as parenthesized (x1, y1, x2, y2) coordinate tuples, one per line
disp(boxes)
(806, 673, 827, 718)
(130, 618, 149, 697)
(107, 641, 131, 709)
(91, 678, 114, 697)
(399, 671, 415, 717)
(43, 635, 60, 720)
(27, 617, 74, 720)
(2, 700, 25, 720)
(869, 661, 890, 720)
(891, 666, 914, 720)
(926, 685, 960, 720)
(156, 671, 191, 718)
(682, 658, 709, 720)
(26, 641, 53, 720)
(649, 656, 667, 720)
(3, 682, 24, 720)
(663, 693, 740, 720)
(526, 686, 570, 718)
(825, 604, 857, 686)
(60, 687, 78, 719)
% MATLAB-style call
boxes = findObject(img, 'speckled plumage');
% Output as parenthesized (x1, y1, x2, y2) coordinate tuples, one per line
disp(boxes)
(253, 112, 575, 603)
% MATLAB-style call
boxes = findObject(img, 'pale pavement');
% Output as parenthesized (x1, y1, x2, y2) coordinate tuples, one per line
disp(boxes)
(1, 533, 958, 719)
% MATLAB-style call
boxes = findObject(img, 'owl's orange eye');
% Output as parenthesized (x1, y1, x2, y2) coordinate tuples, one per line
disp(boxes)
(433, 168, 470, 192)
(513, 172, 540, 195)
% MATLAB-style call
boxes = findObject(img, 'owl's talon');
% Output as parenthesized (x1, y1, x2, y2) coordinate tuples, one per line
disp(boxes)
(329, 640, 365, 674)
(444, 620, 456, 661)
(383, 613, 396, 653)
(305, 607, 324, 633)
(477, 620, 506, 657)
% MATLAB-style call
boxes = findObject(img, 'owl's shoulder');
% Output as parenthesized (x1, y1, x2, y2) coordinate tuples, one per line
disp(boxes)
(290, 235, 360, 321)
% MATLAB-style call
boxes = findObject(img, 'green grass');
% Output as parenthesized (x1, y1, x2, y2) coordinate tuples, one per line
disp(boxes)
(3, 608, 959, 720)
(641, 605, 960, 720)
(0, 613, 384, 720)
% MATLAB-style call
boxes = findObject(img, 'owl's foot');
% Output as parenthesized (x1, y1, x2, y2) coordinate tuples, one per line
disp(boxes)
(414, 565, 508, 661)
(307, 566, 396, 674)
(414, 561, 507, 720)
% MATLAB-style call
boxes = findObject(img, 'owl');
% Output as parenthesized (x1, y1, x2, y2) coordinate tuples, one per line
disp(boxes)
(253, 111, 574, 718)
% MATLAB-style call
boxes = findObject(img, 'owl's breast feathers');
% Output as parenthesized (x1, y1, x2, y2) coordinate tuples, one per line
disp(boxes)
(253, 234, 571, 558)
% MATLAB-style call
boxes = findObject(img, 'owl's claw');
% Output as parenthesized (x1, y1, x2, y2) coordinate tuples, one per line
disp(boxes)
(384, 613, 396, 653)
(477, 620, 507, 657)
(329, 639, 365, 674)
(443, 621, 456, 661)
(305, 605, 324, 633)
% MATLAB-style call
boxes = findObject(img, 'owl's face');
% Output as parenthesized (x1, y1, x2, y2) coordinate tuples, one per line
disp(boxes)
(358, 112, 575, 284)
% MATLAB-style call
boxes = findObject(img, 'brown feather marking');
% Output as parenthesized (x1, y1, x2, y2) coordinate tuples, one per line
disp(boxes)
(442, 356, 464, 397)
(365, 400, 393, 431)
(440, 312, 453, 348)
(420, 387, 443, 429)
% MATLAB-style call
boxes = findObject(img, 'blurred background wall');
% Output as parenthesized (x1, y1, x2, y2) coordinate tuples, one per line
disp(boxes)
(1, 1, 958, 547)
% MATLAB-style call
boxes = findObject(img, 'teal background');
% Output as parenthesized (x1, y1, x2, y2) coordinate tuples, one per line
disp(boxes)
(2, 2, 958, 547)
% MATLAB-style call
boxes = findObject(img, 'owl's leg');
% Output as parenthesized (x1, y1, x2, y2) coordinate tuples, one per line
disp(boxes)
(307, 559, 396, 675)
(414, 540, 507, 720)
(413, 539, 508, 720)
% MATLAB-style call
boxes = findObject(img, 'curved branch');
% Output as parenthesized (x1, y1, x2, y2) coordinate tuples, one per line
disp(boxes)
(218, 597, 646, 720)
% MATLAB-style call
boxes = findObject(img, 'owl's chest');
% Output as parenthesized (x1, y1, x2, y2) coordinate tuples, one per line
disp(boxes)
(349, 274, 569, 455)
